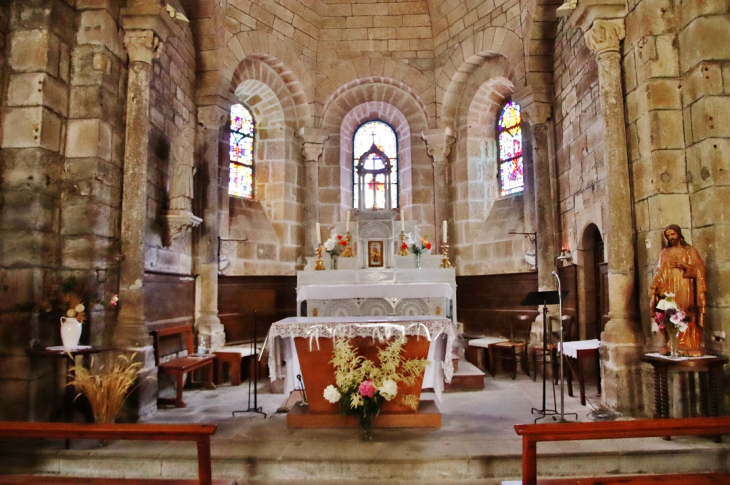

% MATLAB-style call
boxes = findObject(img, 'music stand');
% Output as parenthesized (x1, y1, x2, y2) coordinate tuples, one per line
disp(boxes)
(521, 290, 570, 423)
(232, 309, 267, 419)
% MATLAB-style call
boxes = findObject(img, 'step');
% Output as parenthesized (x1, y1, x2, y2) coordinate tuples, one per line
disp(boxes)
(444, 359, 485, 391)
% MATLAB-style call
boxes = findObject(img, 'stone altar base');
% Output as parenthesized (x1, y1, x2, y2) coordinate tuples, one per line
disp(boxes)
(286, 399, 441, 428)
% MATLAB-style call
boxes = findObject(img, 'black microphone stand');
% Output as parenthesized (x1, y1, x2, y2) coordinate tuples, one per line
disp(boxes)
(233, 309, 267, 418)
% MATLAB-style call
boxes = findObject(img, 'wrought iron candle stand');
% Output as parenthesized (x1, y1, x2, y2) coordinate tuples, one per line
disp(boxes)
(398, 232, 409, 256)
(440, 244, 452, 268)
(341, 232, 354, 257)
(314, 246, 326, 270)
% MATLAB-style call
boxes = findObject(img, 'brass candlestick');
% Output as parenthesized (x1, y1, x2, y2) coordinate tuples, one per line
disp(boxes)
(440, 244, 452, 268)
(314, 246, 326, 270)
(398, 232, 409, 256)
(342, 232, 354, 257)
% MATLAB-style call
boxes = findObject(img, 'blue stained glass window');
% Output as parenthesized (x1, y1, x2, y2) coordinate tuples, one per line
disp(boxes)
(498, 101, 524, 197)
(353, 121, 398, 209)
(229, 104, 254, 198)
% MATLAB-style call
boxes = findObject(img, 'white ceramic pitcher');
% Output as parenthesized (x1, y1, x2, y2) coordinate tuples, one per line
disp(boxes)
(60, 316, 82, 349)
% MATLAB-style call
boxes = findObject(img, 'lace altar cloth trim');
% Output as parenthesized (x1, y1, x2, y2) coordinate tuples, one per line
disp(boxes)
(266, 317, 456, 384)
(644, 352, 717, 361)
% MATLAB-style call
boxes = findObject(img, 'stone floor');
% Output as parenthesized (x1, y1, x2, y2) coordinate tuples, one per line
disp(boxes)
(1, 368, 728, 484)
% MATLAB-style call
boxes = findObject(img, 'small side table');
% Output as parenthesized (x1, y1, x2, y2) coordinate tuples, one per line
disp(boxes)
(213, 346, 258, 386)
(467, 337, 509, 377)
(560, 339, 601, 406)
(641, 353, 728, 422)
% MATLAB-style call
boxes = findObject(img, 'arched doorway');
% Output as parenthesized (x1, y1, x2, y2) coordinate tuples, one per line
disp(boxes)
(577, 224, 607, 341)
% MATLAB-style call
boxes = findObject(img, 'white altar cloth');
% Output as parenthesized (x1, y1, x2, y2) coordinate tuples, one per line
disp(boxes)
(266, 316, 456, 401)
(296, 282, 453, 302)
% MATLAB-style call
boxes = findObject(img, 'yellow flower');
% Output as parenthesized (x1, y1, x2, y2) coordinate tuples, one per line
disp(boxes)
(75, 304, 85, 313)
(66, 309, 77, 318)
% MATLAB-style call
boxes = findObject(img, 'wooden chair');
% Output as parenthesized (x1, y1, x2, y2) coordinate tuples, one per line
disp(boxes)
(491, 314, 530, 379)
(151, 325, 216, 408)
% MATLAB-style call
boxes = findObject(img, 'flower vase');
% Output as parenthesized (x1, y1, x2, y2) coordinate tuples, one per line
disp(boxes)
(414, 252, 422, 269)
(668, 330, 680, 357)
(330, 254, 338, 270)
(60, 316, 82, 349)
(359, 413, 374, 441)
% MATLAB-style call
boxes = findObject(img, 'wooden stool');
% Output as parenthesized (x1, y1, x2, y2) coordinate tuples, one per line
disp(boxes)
(213, 346, 258, 386)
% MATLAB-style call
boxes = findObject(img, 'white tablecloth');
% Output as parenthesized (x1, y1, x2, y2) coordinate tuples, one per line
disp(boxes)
(558, 339, 600, 359)
(296, 282, 453, 301)
(266, 316, 456, 401)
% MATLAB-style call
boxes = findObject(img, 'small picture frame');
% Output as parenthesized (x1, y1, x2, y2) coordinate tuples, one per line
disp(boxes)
(367, 240, 384, 268)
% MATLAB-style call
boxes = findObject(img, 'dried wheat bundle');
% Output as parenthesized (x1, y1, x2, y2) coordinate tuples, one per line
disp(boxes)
(69, 353, 144, 424)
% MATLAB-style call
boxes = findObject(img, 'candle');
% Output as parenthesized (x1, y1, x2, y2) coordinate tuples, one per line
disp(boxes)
(316, 222, 321, 244)
(443, 220, 448, 244)
(401, 215, 405, 232)
(346, 211, 350, 233)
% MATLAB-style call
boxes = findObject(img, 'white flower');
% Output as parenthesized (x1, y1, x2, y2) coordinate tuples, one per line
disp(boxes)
(378, 379, 398, 401)
(324, 237, 337, 251)
(323, 385, 341, 404)
(675, 321, 689, 333)
(404, 232, 415, 247)
(75, 304, 85, 313)
(656, 298, 678, 311)
(651, 321, 660, 333)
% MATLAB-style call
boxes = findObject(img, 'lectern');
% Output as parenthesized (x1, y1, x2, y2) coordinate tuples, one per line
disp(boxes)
(521, 290, 570, 422)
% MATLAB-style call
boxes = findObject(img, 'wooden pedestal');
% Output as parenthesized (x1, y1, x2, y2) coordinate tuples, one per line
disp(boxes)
(287, 399, 441, 428)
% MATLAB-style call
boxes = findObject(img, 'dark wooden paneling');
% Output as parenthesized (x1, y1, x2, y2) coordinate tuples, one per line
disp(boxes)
(456, 273, 539, 339)
(144, 272, 196, 331)
(218, 276, 297, 343)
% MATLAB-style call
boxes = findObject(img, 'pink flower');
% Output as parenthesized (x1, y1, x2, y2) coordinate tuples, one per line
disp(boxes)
(359, 380, 376, 398)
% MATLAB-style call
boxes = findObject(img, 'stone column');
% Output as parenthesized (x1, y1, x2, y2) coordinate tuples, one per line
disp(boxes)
(114, 29, 161, 348)
(422, 129, 456, 248)
(195, 106, 229, 350)
(298, 128, 328, 255)
(585, 19, 644, 411)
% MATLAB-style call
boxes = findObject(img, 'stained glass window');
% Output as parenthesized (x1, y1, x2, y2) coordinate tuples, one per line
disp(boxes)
(229, 104, 254, 199)
(498, 101, 524, 197)
(353, 121, 398, 209)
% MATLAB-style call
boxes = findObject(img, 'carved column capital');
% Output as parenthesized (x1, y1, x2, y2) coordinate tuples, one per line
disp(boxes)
(298, 127, 329, 162)
(123, 30, 163, 64)
(197, 105, 229, 130)
(585, 19, 625, 56)
(421, 129, 456, 163)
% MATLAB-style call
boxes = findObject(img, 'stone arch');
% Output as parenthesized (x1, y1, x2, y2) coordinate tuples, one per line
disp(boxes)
(224, 78, 301, 275)
(226, 31, 314, 129)
(317, 60, 436, 128)
(317, 81, 433, 232)
(438, 27, 526, 132)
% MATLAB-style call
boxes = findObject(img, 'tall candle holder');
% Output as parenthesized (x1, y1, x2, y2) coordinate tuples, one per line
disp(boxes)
(314, 246, 326, 270)
(398, 232, 409, 256)
(342, 232, 354, 257)
(440, 244, 452, 268)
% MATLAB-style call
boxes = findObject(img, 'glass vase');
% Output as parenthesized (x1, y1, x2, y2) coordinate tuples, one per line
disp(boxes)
(668, 330, 680, 357)
(414, 252, 422, 269)
(330, 254, 338, 270)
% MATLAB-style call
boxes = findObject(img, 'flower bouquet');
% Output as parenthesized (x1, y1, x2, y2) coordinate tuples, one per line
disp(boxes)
(323, 337, 429, 439)
(323, 231, 349, 269)
(651, 293, 692, 356)
(403, 233, 431, 269)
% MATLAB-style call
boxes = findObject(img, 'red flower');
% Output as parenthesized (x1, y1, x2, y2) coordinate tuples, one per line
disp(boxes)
(340, 239, 348, 246)
(425, 242, 432, 250)
(401, 242, 408, 250)
(337, 235, 342, 240)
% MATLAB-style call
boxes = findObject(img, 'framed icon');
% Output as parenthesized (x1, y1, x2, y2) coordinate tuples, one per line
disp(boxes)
(367, 240, 384, 268)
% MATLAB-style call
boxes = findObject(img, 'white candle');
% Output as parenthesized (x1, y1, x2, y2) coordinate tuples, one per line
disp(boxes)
(443, 220, 448, 244)
(401, 215, 405, 232)
(346, 211, 350, 233)
(316, 223, 321, 244)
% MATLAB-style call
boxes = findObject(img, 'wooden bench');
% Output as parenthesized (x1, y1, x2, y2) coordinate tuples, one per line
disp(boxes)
(0, 422, 236, 485)
(514, 416, 730, 485)
(151, 325, 216, 408)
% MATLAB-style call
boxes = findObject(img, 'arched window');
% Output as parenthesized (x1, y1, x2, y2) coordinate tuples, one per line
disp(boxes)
(497, 100, 524, 197)
(229, 104, 255, 199)
(353, 121, 398, 210)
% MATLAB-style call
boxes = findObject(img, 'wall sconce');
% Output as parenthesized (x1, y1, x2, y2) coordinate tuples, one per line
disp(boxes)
(556, 248, 573, 265)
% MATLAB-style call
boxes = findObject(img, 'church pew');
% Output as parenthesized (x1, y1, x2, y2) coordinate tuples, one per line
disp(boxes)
(514, 416, 730, 485)
(0, 422, 236, 485)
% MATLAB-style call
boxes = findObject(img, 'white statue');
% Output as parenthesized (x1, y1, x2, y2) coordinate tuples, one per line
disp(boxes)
(169, 126, 195, 212)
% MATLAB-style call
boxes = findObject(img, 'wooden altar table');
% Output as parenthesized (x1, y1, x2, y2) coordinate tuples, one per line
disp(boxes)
(266, 316, 456, 428)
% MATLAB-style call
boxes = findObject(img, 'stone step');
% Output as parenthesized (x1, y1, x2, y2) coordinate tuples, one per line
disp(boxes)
(444, 359, 485, 391)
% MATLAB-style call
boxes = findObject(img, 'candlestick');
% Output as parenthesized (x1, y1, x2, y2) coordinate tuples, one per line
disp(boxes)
(398, 232, 409, 256)
(443, 220, 448, 244)
(342, 231, 354, 257)
(314, 246, 325, 270)
(440, 244, 452, 268)
(346, 211, 350, 233)
(316, 222, 321, 244)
